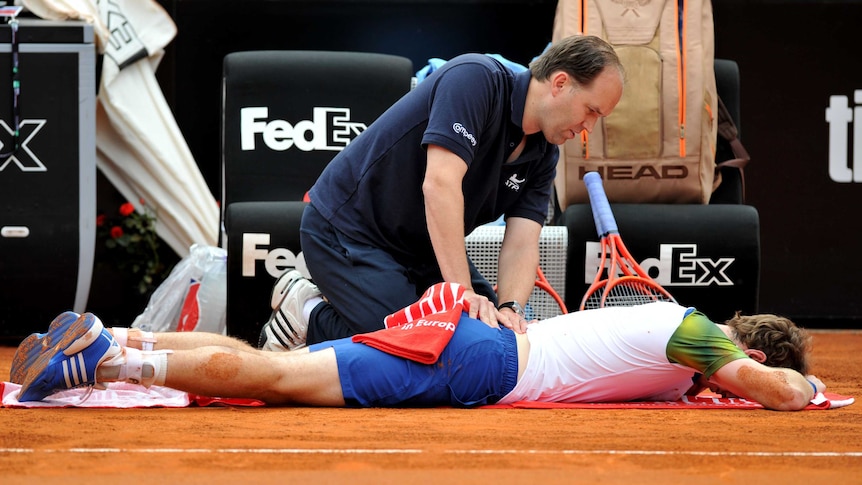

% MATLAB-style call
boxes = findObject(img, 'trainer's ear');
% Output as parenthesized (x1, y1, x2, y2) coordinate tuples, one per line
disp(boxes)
(744, 349, 767, 364)
(551, 71, 569, 95)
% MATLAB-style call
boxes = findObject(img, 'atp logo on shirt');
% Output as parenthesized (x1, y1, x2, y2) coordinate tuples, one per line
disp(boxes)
(505, 173, 526, 192)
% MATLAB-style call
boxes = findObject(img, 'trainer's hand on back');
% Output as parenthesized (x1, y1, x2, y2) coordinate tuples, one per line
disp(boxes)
(496, 307, 529, 334)
(463, 290, 499, 328)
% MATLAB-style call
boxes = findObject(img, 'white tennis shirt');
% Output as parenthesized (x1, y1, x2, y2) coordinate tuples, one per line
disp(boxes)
(499, 302, 745, 404)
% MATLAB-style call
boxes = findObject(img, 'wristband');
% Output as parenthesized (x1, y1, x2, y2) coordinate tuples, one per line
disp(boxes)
(806, 378, 817, 396)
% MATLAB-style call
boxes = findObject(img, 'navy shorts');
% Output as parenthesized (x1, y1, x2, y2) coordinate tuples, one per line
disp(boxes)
(309, 317, 518, 407)
(299, 203, 497, 344)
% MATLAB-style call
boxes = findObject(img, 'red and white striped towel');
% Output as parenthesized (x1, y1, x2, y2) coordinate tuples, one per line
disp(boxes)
(352, 282, 468, 364)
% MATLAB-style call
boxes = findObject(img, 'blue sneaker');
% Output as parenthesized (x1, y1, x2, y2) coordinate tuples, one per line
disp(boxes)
(17, 313, 123, 402)
(10, 311, 82, 384)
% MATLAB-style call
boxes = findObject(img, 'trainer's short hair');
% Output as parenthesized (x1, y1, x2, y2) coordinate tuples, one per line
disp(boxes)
(725, 313, 812, 375)
(529, 34, 624, 88)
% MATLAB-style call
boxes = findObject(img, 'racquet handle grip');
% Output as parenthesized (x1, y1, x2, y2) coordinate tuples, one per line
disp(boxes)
(584, 171, 618, 236)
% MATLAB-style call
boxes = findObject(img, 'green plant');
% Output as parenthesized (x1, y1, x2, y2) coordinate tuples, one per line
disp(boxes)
(97, 199, 168, 295)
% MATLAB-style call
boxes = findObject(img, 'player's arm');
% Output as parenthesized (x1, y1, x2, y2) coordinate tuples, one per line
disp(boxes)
(423, 144, 498, 324)
(496, 216, 541, 333)
(708, 358, 822, 411)
(684, 373, 709, 396)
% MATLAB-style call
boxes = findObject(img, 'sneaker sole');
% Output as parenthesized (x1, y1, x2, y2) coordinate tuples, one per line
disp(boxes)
(10, 312, 83, 384)
(17, 313, 105, 401)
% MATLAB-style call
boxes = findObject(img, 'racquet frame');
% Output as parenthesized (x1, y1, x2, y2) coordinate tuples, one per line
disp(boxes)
(579, 172, 676, 310)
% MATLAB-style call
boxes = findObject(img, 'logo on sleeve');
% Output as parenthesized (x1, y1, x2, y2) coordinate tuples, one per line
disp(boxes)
(452, 122, 477, 146)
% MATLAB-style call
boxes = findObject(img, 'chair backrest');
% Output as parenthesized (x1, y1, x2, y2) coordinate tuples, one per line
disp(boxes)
(562, 203, 760, 321)
(219, 50, 413, 343)
(220, 50, 414, 226)
(710, 58, 744, 204)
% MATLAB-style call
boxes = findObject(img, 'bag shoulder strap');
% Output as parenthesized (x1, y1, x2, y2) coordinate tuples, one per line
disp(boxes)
(715, 95, 751, 201)
(716, 96, 750, 170)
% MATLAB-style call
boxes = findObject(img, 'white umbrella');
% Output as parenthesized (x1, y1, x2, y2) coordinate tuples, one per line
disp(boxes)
(21, 0, 218, 256)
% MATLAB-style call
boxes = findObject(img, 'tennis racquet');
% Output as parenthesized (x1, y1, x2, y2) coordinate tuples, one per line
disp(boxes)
(532, 266, 568, 316)
(494, 266, 568, 319)
(579, 172, 676, 310)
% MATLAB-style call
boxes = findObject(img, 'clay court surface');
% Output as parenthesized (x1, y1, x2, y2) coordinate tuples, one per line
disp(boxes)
(1, 330, 860, 484)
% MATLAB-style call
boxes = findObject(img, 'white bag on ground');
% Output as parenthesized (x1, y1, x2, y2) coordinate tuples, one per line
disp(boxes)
(132, 244, 226, 334)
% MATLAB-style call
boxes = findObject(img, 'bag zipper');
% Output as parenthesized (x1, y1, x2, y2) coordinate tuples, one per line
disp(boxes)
(580, 0, 590, 159)
(677, 0, 687, 157)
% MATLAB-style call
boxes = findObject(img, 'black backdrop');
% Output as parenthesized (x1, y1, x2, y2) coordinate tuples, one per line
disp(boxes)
(154, 0, 862, 327)
(0, 21, 96, 338)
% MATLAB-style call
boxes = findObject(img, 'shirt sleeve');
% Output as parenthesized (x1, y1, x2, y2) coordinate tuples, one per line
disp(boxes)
(666, 311, 749, 379)
(421, 59, 500, 166)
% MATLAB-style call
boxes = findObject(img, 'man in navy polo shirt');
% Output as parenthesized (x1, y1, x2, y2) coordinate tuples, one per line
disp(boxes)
(259, 34, 625, 350)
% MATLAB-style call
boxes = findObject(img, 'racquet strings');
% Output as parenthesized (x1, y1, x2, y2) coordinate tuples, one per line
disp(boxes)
(582, 279, 674, 309)
(602, 279, 675, 307)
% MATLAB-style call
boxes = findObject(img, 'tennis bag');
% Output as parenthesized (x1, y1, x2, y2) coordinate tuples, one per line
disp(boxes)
(552, 0, 719, 204)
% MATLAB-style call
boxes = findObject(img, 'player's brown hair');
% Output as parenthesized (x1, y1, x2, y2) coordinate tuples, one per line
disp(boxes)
(725, 313, 812, 375)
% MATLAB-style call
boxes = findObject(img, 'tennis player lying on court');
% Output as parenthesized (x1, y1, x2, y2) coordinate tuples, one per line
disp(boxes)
(11, 284, 823, 411)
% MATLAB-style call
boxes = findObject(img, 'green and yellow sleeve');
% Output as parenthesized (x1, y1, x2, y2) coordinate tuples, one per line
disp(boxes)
(666, 311, 749, 379)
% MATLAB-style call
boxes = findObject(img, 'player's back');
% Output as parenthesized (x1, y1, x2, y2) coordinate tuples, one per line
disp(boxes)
(502, 302, 696, 403)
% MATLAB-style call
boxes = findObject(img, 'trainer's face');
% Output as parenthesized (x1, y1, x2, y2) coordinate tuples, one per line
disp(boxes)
(542, 67, 623, 146)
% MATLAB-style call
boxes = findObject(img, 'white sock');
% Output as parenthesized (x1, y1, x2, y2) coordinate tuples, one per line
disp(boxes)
(303, 297, 323, 323)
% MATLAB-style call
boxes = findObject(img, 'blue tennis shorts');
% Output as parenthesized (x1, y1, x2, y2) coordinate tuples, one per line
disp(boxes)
(309, 317, 518, 407)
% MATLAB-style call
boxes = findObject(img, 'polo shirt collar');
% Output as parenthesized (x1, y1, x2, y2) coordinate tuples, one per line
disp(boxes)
(510, 69, 531, 129)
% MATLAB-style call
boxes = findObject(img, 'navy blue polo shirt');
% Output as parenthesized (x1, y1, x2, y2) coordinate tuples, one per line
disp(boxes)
(308, 54, 558, 263)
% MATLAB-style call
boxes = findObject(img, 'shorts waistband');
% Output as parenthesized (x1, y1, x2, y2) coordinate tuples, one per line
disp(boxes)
(497, 327, 518, 402)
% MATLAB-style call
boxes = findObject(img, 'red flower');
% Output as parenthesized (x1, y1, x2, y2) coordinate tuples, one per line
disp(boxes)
(119, 202, 135, 217)
(110, 226, 124, 239)
(96, 214, 106, 227)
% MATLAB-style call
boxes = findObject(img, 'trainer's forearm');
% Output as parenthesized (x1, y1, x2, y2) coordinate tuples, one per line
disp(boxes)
(497, 239, 539, 306)
(496, 218, 541, 305)
(423, 146, 472, 289)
